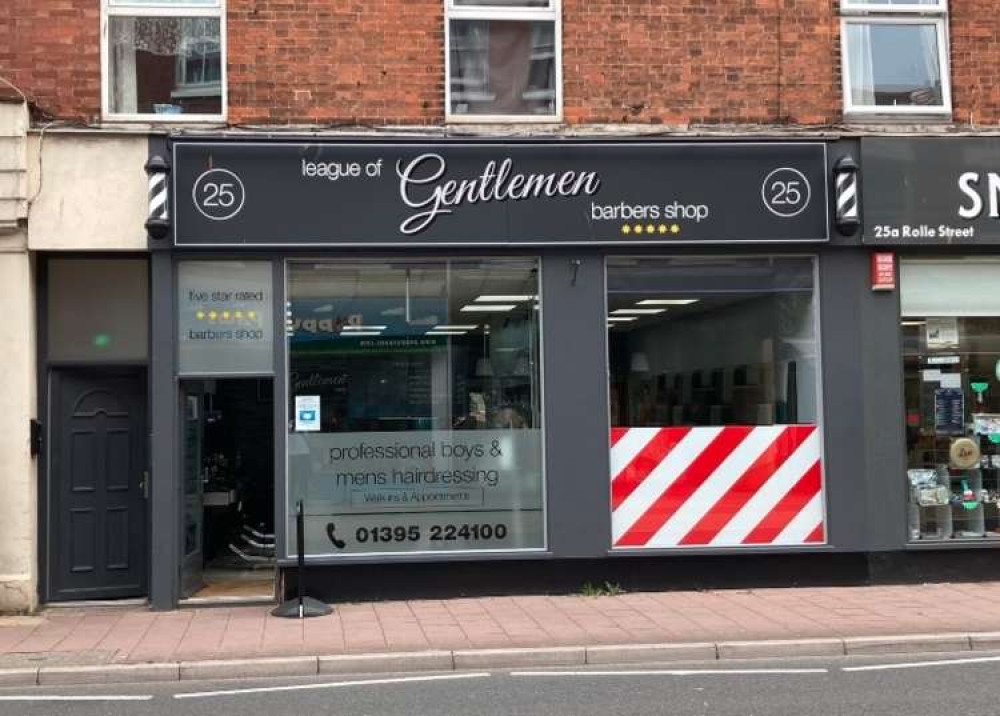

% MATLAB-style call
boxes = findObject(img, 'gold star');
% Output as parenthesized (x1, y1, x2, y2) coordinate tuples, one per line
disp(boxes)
(634, 223, 644, 234)
(658, 224, 668, 234)
(248, 310, 257, 320)
(222, 311, 231, 321)
(235, 310, 244, 320)
(646, 224, 656, 234)
(196, 310, 205, 321)
(671, 224, 681, 234)
(208, 310, 218, 321)
(621, 224, 632, 235)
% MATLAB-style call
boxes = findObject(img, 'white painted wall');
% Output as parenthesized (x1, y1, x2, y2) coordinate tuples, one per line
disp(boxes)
(27, 132, 148, 251)
(0, 233, 37, 613)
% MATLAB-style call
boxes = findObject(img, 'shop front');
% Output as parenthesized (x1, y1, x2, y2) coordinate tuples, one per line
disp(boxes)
(136, 137, 888, 609)
(862, 137, 1000, 549)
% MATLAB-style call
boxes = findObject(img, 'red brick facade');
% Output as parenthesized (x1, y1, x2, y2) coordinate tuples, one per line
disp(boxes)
(0, 1, 993, 127)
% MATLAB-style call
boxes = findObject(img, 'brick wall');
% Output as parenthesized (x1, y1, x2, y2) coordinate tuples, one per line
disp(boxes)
(2, 0, 995, 128)
(227, 0, 444, 125)
(950, 0, 1000, 127)
(562, 0, 839, 125)
(1, 1, 101, 121)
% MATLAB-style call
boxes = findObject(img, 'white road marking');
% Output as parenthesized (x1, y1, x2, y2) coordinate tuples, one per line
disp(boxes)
(511, 668, 828, 677)
(0, 695, 153, 702)
(843, 655, 1000, 672)
(173, 671, 491, 699)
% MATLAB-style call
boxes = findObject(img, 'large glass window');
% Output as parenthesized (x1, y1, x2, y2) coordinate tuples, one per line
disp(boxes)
(447, 0, 560, 119)
(103, 0, 224, 120)
(286, 259, 543, 556)
(841, 0, 950, 116)
(607, 257, 824, 550)
(902, 259, 1000, 542)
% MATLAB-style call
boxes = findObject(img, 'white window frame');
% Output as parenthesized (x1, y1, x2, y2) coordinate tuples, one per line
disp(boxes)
(445, 0, 562, 123)
(840, 0, 951, 117)
(101, 0, 227, 123)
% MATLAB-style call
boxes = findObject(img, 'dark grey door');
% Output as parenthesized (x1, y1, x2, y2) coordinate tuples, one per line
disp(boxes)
(48, 370, 148, 601)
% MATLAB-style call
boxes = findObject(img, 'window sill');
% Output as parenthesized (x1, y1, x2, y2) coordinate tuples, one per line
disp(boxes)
(100, 115, 227, 129)
(446, 113, 564, 125)
(842, 112, 954, 127)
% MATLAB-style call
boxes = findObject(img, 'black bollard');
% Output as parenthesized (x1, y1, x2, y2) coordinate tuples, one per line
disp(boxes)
(271, 499, 332, 618)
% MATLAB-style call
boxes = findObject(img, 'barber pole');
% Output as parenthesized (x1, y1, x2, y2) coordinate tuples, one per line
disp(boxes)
(834, 155, 860, 235)
(145, 155, 171, 239)
(610, 425, 825, 548)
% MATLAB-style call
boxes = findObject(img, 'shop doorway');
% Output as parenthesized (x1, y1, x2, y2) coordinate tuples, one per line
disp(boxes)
(180, 378, 275, 601)
(47, 368, 148, 602)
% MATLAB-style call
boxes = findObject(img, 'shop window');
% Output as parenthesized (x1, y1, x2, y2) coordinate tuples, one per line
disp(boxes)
(286, 259, 543, 556)
(606, 257, 825, 550)
(901, 259, 1000, 542)
(103, 0, 225, 120)
(47, 259, 149, 362)
(840, 0, 950, 116)
(447, 0, 560, 120)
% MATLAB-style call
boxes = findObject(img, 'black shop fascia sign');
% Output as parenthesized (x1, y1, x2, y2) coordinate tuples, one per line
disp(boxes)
(171, 140, 830, 248)
(862, 136, 1000, 245)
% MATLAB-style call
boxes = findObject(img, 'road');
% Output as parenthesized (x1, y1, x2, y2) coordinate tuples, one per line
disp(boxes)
(2, 652, 1000, 716)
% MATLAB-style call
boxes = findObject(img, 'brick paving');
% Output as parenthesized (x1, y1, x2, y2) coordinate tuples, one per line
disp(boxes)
(2, 582, 999, 665)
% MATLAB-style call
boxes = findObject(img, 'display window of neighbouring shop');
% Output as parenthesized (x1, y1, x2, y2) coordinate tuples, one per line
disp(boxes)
(607, 257, 825, 550)
(902, 259, 1000, 542)
(286, 259, 543, 557)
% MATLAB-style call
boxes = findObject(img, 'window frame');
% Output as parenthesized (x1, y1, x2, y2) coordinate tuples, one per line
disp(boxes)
(282, 255, 550, 560)
(100, 0, 227, 123)
(840, 1, 951, 118)
(444, 0, 563, 124)
(602, 253, 828, 551)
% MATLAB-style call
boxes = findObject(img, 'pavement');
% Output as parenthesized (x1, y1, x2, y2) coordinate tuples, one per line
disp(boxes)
(3, 581, 1000, 685)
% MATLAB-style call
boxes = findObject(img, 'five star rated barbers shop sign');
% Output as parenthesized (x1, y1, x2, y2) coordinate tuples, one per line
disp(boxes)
(172, 141, 830, 247)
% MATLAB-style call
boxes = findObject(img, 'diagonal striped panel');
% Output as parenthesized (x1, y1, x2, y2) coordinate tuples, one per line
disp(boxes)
(615, 427, 754, 548)
(611, 427, 692, 511)
(610, 425, 825, 549)
(678, 425, 816, 546)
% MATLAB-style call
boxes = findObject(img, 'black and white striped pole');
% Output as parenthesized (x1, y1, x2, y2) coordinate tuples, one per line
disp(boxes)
(834, 155, 860, 236)
(144, 155, 171, 240)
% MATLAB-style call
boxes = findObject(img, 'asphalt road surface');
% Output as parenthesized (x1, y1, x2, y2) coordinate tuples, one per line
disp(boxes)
(3, 652, 1000, 716)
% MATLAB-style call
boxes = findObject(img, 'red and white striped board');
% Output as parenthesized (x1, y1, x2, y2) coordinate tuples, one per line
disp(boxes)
(610, 425, 825, 548)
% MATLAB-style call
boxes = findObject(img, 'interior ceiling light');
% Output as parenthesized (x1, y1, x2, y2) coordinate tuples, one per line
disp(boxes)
(342, 325, 387, 330)
(426, 330, 467, 336)
(461, 304, 516, 312)
(607, 316, 638, 322)
(433, 324, 479, 331)
(637, 299, 699, 306)
(473, 295, 535, 302)
(339, 331, 382, 337)
(611, 308, 666, 315)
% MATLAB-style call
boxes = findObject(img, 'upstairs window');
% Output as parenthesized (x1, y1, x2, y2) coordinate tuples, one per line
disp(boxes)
(102, 0, 225, 121)
(446, 0, 561, 121)
(840, 0, 950, 116)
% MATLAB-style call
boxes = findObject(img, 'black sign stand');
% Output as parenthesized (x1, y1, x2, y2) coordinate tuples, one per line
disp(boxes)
(271, 500, 332, 619)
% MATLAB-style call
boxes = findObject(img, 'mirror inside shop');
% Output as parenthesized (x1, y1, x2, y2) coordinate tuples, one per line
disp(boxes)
(181, 378, 275, 599)
(904, 317, 1000, 540)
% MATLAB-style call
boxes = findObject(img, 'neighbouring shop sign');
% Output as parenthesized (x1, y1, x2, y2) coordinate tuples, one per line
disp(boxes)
(172, 141, 830, 246)
(288, 429, 545, 556)
(862, 137, 1000, 245)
